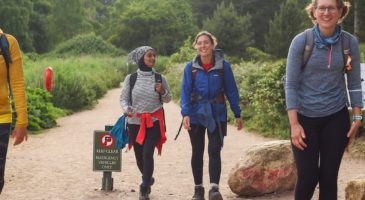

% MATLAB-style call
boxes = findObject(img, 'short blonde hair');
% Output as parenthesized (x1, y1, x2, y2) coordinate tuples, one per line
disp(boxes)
(193, 31, 218, 48)
(306, 0, 351, 23)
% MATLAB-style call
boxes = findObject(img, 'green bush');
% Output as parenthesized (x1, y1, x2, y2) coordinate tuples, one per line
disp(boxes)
(24, 55, 128, 111)
(154, 56, 170, 74)
(360, 43, 365, 63)
(236, 60, 289, 138)
(245, 47, 273, 62)
(51, 33, 124, 57)
(26, 87, 67, 131)
(169, 37, 196, 64)
(164, 63, 185, 103)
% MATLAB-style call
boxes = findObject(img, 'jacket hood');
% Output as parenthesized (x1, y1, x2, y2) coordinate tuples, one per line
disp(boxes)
(192, 49, 224, 71)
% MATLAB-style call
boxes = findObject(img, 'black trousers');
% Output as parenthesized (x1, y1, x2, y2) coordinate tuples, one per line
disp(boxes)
(292, 107, 350, 200)
(188, 122, 227, 185)
(0, 124, 11, 194)
(128, 121, 160, 185)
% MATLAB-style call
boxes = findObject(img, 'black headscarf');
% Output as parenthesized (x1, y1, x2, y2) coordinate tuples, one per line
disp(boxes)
(127, 46, 155, 72)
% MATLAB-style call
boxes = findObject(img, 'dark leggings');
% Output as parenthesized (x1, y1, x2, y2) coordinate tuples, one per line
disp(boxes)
(128, 121, 160, 185)
(0, 124, 10, 194)
(188, 122, 227, 185)
(292, 107, 350, 200)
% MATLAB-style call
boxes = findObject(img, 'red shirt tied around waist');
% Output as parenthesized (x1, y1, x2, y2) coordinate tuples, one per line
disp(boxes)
(128, 107, 167, 155)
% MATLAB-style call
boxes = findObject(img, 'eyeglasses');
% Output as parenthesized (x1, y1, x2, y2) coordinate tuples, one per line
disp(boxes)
(316, 6, 338, 14)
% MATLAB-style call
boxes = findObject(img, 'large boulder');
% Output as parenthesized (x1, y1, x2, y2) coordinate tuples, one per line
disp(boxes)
(228, 140, 296, 197)
(345, 179, 365, 200)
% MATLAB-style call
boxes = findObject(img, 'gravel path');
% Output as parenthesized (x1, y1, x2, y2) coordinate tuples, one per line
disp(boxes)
(2, 88, 365, 200)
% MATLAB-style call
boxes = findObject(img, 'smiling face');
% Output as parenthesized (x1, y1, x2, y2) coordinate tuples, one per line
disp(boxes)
(195, 35, 214, 58)
(313, 0, 342, 36)
(143, 49, 156, 68)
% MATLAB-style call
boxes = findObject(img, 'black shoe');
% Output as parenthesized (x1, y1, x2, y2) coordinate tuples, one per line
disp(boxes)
(208, 187, 223, 200)
(139, 184, 150, 200)
(192, 186, 205, 200)
(150, 177, 155, 186)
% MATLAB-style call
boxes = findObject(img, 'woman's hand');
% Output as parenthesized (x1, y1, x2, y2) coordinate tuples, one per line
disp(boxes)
(155, 83, 165, 95)
(346, 120, 362, 151)
(236, 118, 243, 130)
(291, 123, 307, 150)
(12, 127, 28, 146)
(183, 116, 191, 130)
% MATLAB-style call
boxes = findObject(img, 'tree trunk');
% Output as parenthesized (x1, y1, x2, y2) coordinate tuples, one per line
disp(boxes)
(354, 0, 359, 37)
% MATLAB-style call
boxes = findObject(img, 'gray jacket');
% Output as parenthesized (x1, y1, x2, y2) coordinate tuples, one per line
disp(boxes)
(285, 31, 362, 117)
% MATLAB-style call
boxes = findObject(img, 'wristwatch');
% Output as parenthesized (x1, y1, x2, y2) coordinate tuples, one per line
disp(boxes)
(352, 115, 363, 121)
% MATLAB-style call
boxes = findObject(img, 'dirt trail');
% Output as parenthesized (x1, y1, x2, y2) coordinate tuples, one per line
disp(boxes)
(2, 88, 365, 200)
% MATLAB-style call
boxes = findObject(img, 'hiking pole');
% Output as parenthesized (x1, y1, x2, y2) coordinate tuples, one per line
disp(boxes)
(174, 118, 184, 140)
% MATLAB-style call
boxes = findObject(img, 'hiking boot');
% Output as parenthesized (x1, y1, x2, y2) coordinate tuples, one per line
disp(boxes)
(139, 184, 150, 200)
(192, 186, 205, 200)
(147, 177, 154, 194)
(150, 177, 155, 186)
(208, 187, 223, 200)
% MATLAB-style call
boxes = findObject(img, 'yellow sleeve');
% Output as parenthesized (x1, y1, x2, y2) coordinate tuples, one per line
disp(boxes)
(8, 34, 28, 128)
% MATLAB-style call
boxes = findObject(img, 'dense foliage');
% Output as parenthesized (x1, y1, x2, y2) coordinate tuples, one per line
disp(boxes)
(265, 0, 309, 58)
(26, 87, 67, 131)
(24, 55, 127, 111)
(51, 33, 122, 56)
(1, 0, 364, 56)
(203, 2, 253, 57)
(1, 0, 364, 136)
(109, 0, 197, 55)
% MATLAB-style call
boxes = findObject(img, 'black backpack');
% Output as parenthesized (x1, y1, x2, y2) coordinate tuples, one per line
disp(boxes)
(0, 33, 12, 85)
(128, 72, 166, 131)
(129, 72, 163, 105)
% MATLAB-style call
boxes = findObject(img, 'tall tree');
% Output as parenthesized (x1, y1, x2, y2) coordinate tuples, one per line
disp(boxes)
(0, 0, 33, 52)
(341, 0, 364, 41)
(103, 0, 135, 40)
(229, 0, 287, 50)
(29, 0, 53, 53)
(264, 0, 308, 58)
(50, 0, 92, 44)
(189, 0, 222, 28)
(353, 0, 359, 37)
(110, 0, 197, 55)
(203, 2, 253, 57)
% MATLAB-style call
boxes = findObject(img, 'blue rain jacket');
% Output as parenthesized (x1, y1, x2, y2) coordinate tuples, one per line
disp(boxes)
(110, 114, 129, 149)
(180, 50, 241, 125)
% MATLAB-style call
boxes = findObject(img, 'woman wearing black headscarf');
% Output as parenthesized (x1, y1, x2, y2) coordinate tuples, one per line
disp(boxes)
(120, 46, 172, 200)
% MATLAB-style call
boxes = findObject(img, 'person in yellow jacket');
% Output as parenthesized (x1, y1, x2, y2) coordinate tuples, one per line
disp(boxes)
(0, 29, 28, 194)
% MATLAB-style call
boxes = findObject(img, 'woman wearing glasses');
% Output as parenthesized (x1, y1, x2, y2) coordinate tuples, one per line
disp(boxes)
(285, 0, 362, 199)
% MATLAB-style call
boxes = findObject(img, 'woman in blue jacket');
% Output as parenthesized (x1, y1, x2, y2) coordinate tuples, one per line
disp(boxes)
(180, 31, 243, 200)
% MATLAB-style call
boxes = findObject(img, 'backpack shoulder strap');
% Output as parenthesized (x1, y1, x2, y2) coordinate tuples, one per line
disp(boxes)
(129, 72, 138, 105)
(218, 62, 226, 95)
(302, 28, 314, 69)
(341, 31, 351, 70)
(154, 72, 163, 104)
(0, 33, 12, 95)
(0, 33, 11, 68)
(154, 72, 162, 83)
(191, 64, 197, 80)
